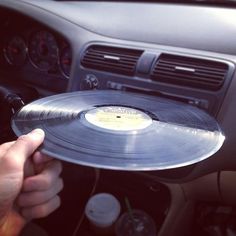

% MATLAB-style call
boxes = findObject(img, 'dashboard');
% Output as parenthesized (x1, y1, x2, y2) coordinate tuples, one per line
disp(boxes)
(1, 1, 236, 236)
(0, 0, 236, 181)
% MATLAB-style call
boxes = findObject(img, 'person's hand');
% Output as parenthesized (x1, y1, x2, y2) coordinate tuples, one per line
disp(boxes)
(0, 129, 63, 235)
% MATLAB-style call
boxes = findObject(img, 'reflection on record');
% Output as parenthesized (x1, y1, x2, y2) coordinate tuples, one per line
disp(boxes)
(11, 90, 224, 171)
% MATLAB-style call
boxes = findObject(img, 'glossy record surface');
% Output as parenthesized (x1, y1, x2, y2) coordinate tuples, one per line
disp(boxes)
(11, 90, 225, 171)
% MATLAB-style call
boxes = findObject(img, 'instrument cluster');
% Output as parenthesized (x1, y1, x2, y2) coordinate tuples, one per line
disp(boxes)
(1, 29, 72, 79)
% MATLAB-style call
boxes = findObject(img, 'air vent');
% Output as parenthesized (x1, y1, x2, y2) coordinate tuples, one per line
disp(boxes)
(81, 45, 143, 76)
(151, 54, 229, 90)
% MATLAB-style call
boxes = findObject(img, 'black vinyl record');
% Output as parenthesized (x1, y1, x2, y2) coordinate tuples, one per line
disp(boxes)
(11, 90, 224, 171)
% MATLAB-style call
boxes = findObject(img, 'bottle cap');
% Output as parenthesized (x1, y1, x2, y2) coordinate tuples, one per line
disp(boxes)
(85, 193, 121, 228)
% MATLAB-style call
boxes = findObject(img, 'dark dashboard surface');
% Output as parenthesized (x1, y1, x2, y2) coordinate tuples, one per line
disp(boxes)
(0, 9, 71, 93)
(0, 0, 236, 181)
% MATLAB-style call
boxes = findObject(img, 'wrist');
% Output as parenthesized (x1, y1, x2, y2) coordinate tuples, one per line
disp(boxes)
(0, 211, 26, 236)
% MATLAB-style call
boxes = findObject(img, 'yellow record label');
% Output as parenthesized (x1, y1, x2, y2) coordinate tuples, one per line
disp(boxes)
(85, 106, 152, 131)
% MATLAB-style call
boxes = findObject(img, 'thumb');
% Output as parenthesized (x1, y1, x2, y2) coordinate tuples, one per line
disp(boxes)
(2, 129, 45, 174)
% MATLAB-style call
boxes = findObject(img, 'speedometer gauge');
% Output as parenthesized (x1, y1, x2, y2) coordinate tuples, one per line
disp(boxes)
(4, 36, 27, 66)
(28, 30, 58, 71)
(59, 46, 72, 78)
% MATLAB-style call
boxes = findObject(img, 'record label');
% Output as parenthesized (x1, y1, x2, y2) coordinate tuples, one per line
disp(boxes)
(84, 106, 153, 131)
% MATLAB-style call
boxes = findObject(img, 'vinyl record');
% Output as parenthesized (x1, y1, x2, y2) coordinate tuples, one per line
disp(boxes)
(11, 90, 225, 171)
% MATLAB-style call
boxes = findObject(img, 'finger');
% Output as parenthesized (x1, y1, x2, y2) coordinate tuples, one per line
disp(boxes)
(17, 178, 63, 207)
(32, 152, 54, 174)
(0, 141, 15, 157)
(33, 151, 53, 165)
(20, 195, 61, 220)
(2, 129, 45, 173)
(22, 160, 62, 192)
(23, 157, 35, 178)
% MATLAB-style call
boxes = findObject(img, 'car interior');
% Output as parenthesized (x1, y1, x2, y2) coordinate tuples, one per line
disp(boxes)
(1, 0, 236, 235)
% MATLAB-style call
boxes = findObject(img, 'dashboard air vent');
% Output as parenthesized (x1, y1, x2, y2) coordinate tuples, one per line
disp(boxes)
(81, 45, 143, 76)
(151, 54, 229, 90)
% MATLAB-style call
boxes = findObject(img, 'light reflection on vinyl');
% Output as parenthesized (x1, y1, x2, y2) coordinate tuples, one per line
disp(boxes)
(11, 90, 225, 171)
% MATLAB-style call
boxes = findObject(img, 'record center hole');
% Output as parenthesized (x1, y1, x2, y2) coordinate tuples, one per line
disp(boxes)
(116, 116, 121, 119)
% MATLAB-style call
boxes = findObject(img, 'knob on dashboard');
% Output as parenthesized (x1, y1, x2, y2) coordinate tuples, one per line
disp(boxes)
(81, 74, 99, 90)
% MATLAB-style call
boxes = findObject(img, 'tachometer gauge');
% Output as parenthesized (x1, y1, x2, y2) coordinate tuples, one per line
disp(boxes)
(4, 36, 27, 66)
(28, 30, 58, 71)
(59, 46, 72, 78)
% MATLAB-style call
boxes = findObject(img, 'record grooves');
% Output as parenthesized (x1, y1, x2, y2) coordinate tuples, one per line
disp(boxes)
(11, 90, 225, 171)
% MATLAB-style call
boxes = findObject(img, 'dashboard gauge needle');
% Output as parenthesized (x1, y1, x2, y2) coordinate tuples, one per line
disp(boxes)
(8, 46, 18, 54)
(62, 59, 70, 65)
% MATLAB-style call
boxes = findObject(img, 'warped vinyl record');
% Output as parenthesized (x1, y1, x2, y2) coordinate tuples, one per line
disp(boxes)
(11, 90, 225, 171)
